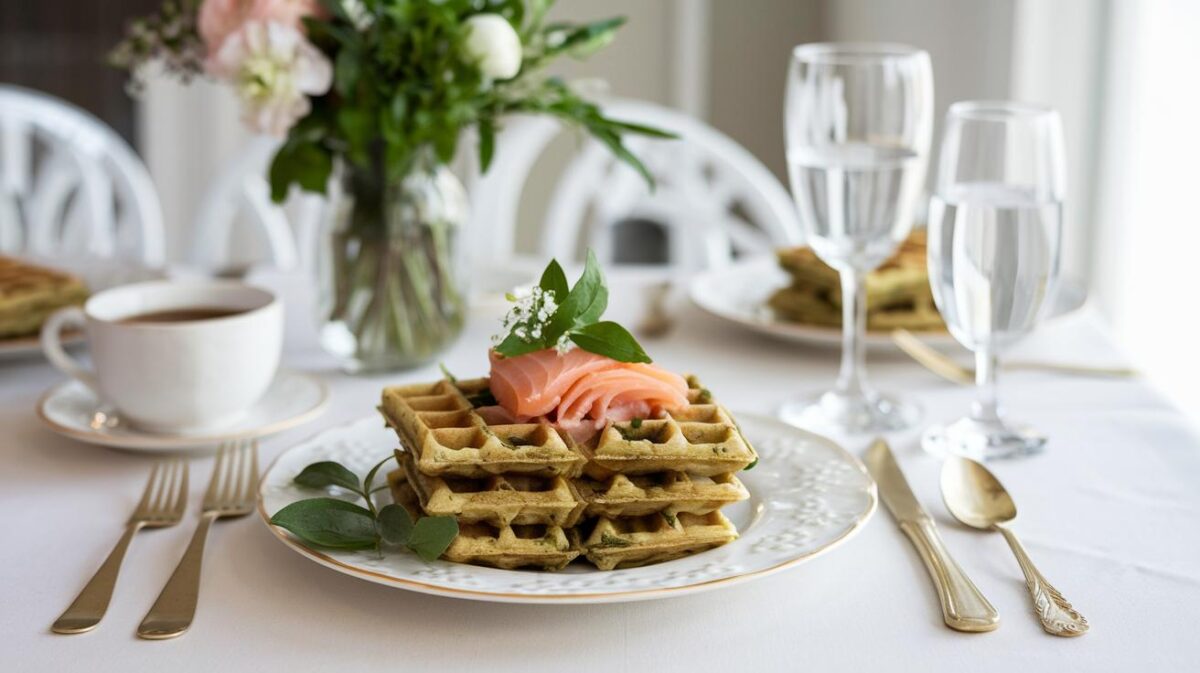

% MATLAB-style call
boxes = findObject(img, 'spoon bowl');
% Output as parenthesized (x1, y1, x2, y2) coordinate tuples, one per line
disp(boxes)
(940, 455, 1018, 529)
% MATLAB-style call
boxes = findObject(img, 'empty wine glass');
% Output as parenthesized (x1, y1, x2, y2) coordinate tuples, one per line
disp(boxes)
(923, 101, 1066, 459)
(781, 43, 934, 434)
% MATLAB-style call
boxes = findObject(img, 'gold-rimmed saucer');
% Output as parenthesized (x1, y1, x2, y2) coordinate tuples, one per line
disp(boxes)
(37, 369, 328, 452)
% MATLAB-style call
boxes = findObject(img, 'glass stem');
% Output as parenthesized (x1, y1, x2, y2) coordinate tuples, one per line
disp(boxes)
(835, 269, 869, 397)
(971, 349, 1001, 423)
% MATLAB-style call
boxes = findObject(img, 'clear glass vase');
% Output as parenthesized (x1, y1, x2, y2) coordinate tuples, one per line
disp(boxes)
(315, 151, 468, 373)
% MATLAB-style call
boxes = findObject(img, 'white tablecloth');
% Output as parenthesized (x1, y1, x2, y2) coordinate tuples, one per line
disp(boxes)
(3, 274, 1199, 672)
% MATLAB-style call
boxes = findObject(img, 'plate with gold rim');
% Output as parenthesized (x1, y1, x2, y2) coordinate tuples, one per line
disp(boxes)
(257, 412, 877, 604)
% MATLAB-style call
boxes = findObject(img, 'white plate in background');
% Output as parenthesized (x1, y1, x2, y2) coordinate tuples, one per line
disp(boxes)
(689, 256, 1088, 349)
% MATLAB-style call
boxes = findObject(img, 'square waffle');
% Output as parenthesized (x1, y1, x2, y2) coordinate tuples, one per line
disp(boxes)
(576, 511, 739, 571)
(575, 471, 748, 519)
(770, 230, 946, 332)
(387, 468, 579, 571)
(577, 383, 757, 477)
(395, 449, 586, 527)
(380, 380, 587, 478)
(0, 256, 88, 338)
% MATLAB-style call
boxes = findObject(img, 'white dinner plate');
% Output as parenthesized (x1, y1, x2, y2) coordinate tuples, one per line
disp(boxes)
(37, 370, 329, 452)
(0, 255, 166, 360)
(258, 413, 877, 604)
(689, 256, 1088, 349)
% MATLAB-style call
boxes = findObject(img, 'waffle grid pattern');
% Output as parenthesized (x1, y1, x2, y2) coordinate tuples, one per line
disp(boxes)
(380, 375, 754, 571)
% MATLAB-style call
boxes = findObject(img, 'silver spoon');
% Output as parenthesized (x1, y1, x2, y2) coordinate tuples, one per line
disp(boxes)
(940, 456, 1089, 637)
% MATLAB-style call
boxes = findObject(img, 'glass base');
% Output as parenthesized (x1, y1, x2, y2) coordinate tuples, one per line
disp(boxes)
(921, 416, 1046, 461)
(779, 389, 921, 435)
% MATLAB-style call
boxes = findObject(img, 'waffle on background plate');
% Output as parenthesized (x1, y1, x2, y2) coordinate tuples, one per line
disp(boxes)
(768, 230, 945, 332)
(382, 377, 753, 571)
(0, 256, 89, 339)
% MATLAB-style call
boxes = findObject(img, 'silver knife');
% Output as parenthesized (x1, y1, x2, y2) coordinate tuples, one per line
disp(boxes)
(864, 439, 1000, 633)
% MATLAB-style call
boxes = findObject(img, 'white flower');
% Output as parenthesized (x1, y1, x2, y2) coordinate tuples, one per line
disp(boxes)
(554, 332, 575, 354)
(462, 14, 522, 80)
(211, 20, 333, 136)
(341, 0, 374, 31)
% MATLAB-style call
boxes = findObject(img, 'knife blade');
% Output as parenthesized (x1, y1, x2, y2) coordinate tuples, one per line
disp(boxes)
(865, 438, 1000, 633)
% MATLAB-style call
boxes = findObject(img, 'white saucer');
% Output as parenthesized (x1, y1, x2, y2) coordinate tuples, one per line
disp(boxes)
(37, 370, 329, 452)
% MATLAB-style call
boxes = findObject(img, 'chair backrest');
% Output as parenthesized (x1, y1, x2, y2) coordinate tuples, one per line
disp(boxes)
(191, 135, 322, 272)
(471, 98, 803, 271)
(0, 85, 164, 265)
(194, 98, 802, 276)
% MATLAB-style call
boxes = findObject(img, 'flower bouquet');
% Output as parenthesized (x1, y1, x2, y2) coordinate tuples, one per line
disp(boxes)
(112, 0, 671, 372)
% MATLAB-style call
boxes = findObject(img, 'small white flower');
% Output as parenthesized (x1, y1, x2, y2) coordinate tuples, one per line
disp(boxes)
(554, 332, 575, 354)
(341, 0, 374, 31)
(462, 13, 522, 80)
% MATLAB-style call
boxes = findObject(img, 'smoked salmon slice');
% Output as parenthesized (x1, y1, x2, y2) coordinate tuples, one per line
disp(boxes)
(488, 348, 688, 433)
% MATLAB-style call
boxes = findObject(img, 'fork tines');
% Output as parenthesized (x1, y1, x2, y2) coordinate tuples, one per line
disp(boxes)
(205, 440, 259, 514)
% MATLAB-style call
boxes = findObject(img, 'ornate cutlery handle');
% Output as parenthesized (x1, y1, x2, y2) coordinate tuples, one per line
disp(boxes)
(52, 523, 142, 634)
(138, 513, 216, 640)
(996, 524, 1089, 637)
(900, 519, 1000, 632)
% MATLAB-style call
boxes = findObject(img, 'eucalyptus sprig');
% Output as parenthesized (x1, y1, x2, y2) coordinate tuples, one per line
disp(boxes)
(269, 455, 458, 561)
(493, 250, 650, 363)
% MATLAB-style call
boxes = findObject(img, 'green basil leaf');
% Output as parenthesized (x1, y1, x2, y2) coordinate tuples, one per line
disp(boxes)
(407, 516, 459, 562)
(573, 253, 609, 327)
(538, 258, 570, 300)
(269, 498, 377, 549)
(376, 504, 414, 546)
(294, 461, 362, 493)
(544, 250, 606, 341)
(569, 321, 651, 363)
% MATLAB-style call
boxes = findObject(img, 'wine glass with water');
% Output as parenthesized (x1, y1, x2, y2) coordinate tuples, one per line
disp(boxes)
(923, 101, 1066, 459)
(782, 43, 933, 434)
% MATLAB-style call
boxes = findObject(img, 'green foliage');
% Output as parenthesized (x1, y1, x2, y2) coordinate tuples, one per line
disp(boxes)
(270, 455, 459, 561)
(494, 251, 650, 363)
(269, 0, 675, 202)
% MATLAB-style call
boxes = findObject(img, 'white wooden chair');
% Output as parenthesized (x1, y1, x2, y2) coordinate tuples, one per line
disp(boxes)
(190, 135, 326, 272)
(471, 99, 803, 271)
(192, 98, 802, 275)
(0, 85, 165, 265)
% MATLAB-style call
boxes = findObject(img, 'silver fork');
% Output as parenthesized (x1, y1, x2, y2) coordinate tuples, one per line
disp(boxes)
(137, 440, 258, 640)
(52, 460, 188, 634)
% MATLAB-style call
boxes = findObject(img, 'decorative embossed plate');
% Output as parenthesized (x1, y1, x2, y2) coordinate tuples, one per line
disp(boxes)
(258, 413, 877, 604)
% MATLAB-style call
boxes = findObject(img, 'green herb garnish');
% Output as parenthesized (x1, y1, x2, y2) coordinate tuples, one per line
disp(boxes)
(438, 363, 457, 383)
(466, 388, 497, 408)
(597, 533, 633, 548)
(270, 455, 458, 562)
(661, 511, 677, 527)
(494, 251, 650, 364)
(630, 418, 643, 429)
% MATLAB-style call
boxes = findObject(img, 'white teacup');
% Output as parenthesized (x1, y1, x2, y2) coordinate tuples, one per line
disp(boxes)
(41, 280, 283, 434)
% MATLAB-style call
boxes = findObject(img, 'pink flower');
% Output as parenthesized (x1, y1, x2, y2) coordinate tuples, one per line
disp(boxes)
(198, 0, 323, 60)
(210, 20, 333, 136)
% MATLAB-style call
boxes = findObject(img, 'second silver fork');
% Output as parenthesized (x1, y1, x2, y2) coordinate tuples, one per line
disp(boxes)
(52, 460, 188, 634)
(137, 440, 259, 640)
